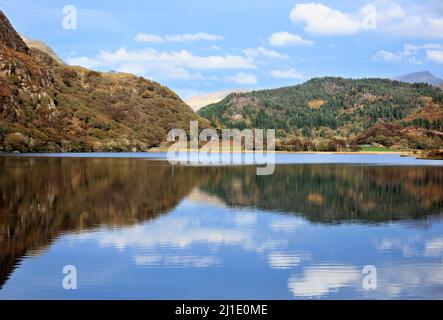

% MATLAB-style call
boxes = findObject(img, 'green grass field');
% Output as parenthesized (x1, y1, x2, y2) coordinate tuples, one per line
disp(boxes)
(358, 146, 394, 152)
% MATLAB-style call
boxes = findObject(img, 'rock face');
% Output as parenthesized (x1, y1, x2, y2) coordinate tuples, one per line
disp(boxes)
(0, 11, 30, 54)
(0, 10, 200, 152)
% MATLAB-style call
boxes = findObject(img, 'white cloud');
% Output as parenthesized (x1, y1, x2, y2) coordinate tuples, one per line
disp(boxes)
(373, 1, 443, 38)
(134, 33, 165, 43)
(134, 255, 220, 268)
(402, 44, 443, 56)
(233, 213, 257, 226)
(426, 50, 443, 63)
(374, 50, 402, 63)
(96, 219, 248, 250)
(68, 47, 256, 81)
(184, 89, 252, 111)
(377, 1, 443, 38)
(270, 68, 304, 79)
(270, 218, 305, 232)
(267, 252, 303, 269)
(225, 72, 258, 85)
(289, 2, 443, 38)
(425, 237, 443, 257)
(375, 236, 422, 257)
(288, 265, 360, 297)
(373, 263, 443, 298)
(134, 32, 224, 43)
(372, 0, 406, 21)
(166, 32, 224, 42)
(243, 46, 289, 60)
(381, 15, 443, 39)
(268, 31, 314, 46)
(374, 43, 443, 64)
(290, 3, 361, 35)
(66, 56, 102, 69)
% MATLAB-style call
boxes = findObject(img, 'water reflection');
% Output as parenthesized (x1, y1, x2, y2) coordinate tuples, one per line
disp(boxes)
(199, 165, 443, 222)
(0, 156, 442, 298)
(288, 265, 361, 298)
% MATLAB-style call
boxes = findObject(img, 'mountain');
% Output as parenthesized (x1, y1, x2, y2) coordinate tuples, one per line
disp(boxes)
(394, 71, 443, 86)
(185, 89, 251, 111)
(0, 11, 29, 54)
(0, 11, 199, 152)
(198, 77, 443, 150)
(20, 34, 64, 64)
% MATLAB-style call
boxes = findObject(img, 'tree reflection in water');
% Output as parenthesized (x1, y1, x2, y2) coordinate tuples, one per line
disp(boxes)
(0, 157, 442, 289)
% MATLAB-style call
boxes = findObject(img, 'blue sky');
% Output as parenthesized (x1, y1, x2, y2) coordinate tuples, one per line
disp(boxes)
(2, 0, 443, 99)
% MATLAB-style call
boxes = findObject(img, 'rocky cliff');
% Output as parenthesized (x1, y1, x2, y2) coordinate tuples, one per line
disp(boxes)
(0, 11, 30, 54)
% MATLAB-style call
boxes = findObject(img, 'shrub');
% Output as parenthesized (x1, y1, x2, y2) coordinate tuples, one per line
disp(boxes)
(4, 132, 29, 152)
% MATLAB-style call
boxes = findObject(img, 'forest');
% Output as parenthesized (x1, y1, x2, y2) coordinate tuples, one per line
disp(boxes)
(198, 77, 443, 151)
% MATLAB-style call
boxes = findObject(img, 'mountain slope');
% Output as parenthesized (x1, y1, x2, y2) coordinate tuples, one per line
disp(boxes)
(0, 11, 29, 54)
(198, 77, 443, 150)
(394, 71, 443, 86)
(20, 34, 64, 64)
(0, 11, 198, 152)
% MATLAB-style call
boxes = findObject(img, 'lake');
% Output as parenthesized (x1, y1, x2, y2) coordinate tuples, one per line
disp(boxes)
(0, 153, 442, 299)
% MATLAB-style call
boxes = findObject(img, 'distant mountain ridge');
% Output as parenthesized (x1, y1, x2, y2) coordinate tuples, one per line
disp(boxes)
(394, 71, 443, 86)
(0, 10, 200, 152)
(185, 89, 252, 111)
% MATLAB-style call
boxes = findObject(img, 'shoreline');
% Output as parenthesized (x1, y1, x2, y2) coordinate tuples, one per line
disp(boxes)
(0, 150, 427, 156)
(0, 149, 439, 159)
(145, 148, 442, 159)
(147, 149, 407, 155)
(1, 145, 439, 160)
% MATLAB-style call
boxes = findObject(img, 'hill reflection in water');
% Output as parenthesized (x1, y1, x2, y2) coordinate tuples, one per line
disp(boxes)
(0, 157, 442, 297)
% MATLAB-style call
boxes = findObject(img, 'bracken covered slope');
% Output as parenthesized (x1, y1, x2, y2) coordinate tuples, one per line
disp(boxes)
(0, 11, 198, 152)
(199, 77, 443, 150)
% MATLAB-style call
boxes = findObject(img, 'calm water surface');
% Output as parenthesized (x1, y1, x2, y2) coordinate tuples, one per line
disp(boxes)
(0, 154, 442, 299)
